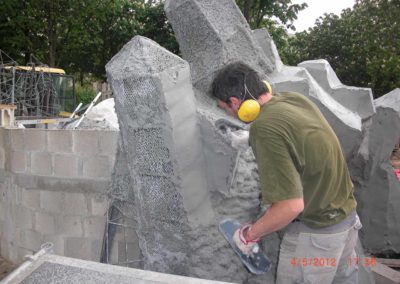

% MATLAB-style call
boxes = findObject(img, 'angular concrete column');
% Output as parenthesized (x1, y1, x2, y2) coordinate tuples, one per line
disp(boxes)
(165, 0, 275, 94)
(106, 36, 214, 274)
(352, 89, 400, 253)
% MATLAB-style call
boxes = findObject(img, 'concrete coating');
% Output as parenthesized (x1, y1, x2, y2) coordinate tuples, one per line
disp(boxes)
(164, 0, 274, 94)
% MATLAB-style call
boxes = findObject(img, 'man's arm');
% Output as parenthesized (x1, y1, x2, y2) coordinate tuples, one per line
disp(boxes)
(245, 197, 304, 241)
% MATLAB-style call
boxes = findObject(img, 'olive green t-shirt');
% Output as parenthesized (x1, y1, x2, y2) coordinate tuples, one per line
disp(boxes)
(249, 92, 356, 228)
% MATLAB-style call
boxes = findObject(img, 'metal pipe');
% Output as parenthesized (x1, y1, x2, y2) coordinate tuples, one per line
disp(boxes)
(73, 92, 101, 129)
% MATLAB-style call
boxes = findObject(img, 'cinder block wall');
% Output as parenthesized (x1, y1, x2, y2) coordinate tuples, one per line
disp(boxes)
(0, 128, 118, 264)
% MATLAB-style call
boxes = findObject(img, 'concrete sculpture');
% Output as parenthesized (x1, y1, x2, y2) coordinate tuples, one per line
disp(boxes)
(103, 0, 400, 282)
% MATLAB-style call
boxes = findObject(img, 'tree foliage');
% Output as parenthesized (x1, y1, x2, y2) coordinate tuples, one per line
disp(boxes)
(283, 0, 400, 97)
(0, 0, 178, 82)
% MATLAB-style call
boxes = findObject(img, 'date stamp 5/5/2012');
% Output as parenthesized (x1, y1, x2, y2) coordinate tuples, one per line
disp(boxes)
(290, 257, 377, 267)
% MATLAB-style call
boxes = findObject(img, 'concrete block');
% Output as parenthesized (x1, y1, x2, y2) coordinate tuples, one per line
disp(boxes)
(10, 129, 25, 150)
(15, 173, 38, 189)
(82, 156, 111, 178)
(58, 215, 83, 237)
(10, 151, 27, 173)
(31, 152, 52, 175)
(0, 148, 4, 169)
(35, 212, 56, 235)
(14, 205, 34, 229)
(98, 131, 118, 156)
(24, 129, 46, 151)
(73, 130, 99, 155)
(40, 190, 64, 213)
(42, 235, 65, 255)
(83, 216, 106, 238)
(0, 128, 11, 149)
(53, 154, 78, 177)
(64, 193, 88, 215)
(21, 188, 40, 209)
(18, 229, 43, 251)
(90, 195, 108, 216)
(65, 237, 92, 261)
(47, 130, 72, 153)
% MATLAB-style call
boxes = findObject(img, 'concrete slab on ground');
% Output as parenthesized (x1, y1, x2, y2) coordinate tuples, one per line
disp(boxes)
(2, 254, 233, 284)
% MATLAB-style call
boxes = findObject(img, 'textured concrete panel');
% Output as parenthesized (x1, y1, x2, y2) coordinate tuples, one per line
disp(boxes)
(9, 254, 232, 284)
(298, 59, 375, 119)
(165, 0, 274, 94)
(107, 36, 214, 275)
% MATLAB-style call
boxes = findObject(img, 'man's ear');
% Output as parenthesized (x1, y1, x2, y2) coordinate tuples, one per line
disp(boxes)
(228, 97, 241, 108)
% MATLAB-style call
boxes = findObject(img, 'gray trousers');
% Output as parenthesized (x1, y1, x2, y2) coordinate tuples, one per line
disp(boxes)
(276, 214, 362, 284)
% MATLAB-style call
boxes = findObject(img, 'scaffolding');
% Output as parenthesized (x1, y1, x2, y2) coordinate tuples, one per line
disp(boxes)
(0, 50, 76, 120)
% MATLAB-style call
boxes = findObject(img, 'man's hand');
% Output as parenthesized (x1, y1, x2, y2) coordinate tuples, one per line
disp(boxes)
(228, 129, 250, 150)
(233, 224, 260, 256)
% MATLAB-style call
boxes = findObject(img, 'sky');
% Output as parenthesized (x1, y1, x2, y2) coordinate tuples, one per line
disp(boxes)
(290, 0, 356, 32)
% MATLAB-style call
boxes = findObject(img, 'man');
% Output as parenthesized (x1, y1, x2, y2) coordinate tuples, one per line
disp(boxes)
(212, 62, 362, 284)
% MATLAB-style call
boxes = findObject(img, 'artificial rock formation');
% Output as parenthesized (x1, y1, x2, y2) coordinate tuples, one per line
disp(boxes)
(298, 59, 375, 119)
(352, 88, 400, 254)
(106, 36, 214, 275)
(165, 0, 400, 269)
(103, 0, 399, 283)
(106, 35, 277, 283)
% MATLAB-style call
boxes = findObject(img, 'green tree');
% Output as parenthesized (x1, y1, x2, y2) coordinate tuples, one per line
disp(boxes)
(0, 0, 178, 83)
(284, 0, 400, 97)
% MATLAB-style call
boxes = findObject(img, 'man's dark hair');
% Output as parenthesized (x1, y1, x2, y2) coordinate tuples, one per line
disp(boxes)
(211, 62, 268, 103)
